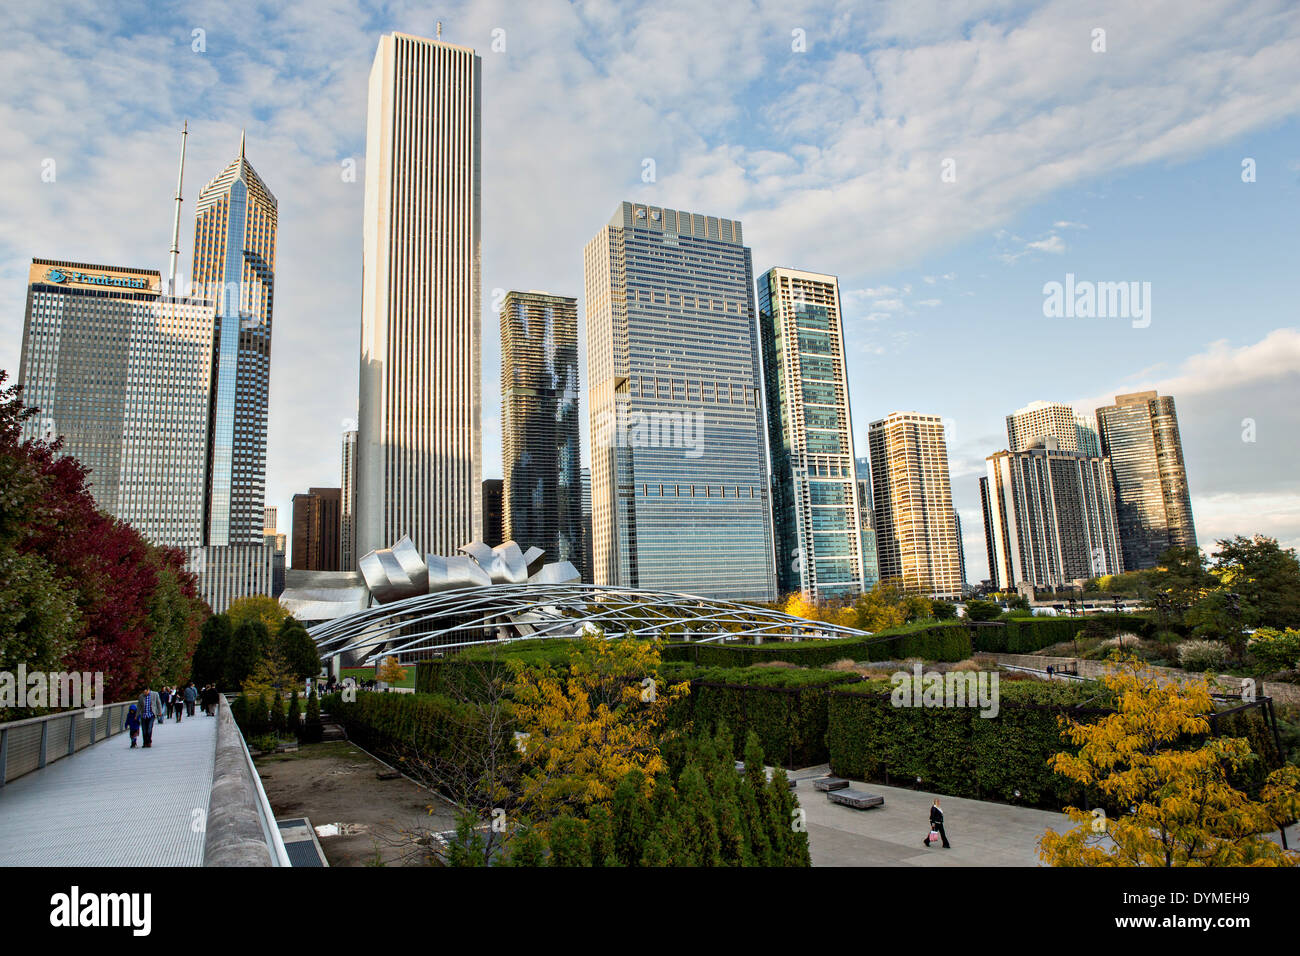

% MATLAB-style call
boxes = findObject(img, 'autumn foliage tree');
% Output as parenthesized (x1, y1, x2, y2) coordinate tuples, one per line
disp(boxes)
(509, 633, 689, 820)
(1039, 656, 1300, 866)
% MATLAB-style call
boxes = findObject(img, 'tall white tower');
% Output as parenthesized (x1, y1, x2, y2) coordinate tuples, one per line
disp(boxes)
(357, 31, 482, 561)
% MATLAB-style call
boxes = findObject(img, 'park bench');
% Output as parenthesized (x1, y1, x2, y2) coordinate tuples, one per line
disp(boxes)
(813, 776, 850, 792)
(827, 788, 885, 810)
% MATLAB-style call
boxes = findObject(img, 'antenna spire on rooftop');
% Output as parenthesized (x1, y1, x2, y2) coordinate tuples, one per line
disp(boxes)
(167, 120, 188, 295)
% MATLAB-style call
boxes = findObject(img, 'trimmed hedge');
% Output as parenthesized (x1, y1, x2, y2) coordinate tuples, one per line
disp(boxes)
(414, 639, 584, 698)
(825, 679, 1110, 808)
(662, 621, 973, 668)
(323, 691, 518, 796)
(970, 614, 1162, 654)
(661, 664, 859, 768)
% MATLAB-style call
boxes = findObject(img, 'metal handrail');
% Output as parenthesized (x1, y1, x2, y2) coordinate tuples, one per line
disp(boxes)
(0, 699, 137, 788)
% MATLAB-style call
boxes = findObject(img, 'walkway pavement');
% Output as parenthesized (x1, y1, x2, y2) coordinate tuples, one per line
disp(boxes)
(793, 766, 1077, 866)
(0, 709, 218, 866)
(794, 766, 1300, 865)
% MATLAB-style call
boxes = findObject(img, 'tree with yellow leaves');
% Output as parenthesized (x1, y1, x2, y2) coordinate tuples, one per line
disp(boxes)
(509, 633, 689, 820)
(782, 592, 820, 622)
(1039, 655, 1300, 866)
(376, 655, 408, 685)
(227, 594, 289, 635)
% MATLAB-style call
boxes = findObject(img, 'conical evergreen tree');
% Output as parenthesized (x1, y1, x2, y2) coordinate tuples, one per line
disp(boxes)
(586, 803, 615, 867)
(639, 830, 671, 866)
(547, 815, 590, 867)
(611, 768, 651, 866)
(505, 825, 547, 867)
(677, 762, 722, 866)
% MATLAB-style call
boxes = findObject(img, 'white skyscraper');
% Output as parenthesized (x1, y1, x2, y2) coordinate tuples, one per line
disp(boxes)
(357, 31, 482, 561)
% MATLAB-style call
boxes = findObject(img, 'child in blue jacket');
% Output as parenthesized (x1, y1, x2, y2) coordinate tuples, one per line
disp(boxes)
(125, 704, 141, 748)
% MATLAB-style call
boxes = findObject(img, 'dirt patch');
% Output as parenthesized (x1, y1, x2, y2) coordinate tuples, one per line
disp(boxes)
(255, 740, 457, 866)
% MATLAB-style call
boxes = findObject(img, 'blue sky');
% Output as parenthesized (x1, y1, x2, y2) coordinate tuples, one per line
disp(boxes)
(1, 0, 1297, 582)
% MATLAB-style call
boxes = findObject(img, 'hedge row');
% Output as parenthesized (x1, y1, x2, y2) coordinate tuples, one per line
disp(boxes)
(825, 679, 1110, 808)
(323, 691, 518, 796)
(969, 614, 1163, 654)
(661, 622, 973, 668)
(662, 665, 860, 768)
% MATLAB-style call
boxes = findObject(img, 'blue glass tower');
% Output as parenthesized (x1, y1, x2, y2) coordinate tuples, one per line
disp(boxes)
(192, 133, 277, 547)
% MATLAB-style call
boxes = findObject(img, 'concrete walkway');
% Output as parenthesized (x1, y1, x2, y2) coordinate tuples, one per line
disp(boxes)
(793, 767, 1075, 866)
(0, 709, 217, 866)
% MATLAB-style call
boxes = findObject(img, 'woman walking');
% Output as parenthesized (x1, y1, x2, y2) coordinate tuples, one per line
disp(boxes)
(924, 798, 951, 848)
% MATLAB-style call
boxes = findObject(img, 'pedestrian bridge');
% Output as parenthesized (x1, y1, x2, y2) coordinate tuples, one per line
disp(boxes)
(0, 698, 287, 866)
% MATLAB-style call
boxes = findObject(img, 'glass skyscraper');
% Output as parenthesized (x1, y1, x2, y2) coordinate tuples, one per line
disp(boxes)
(584, 202, 776, 601)
(758, 268, 866, 599)
(854, 456, 881, 591)
(500, 290, 583, 570)
(1096, 391, 1196, 570)
(18, 259, 216, 546)
(191, 133, 277, 548)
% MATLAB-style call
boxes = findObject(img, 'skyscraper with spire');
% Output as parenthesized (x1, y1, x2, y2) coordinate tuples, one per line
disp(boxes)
(186, 133, 280, 612)
(191, 131, 278, 548)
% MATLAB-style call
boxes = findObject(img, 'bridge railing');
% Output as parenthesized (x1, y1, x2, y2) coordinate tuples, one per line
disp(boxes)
(0, 700, 136, 788)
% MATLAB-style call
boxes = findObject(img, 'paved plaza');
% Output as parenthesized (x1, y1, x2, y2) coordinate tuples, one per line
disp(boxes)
(0, 709, 217, 866)
(793, 766, 1079, 866)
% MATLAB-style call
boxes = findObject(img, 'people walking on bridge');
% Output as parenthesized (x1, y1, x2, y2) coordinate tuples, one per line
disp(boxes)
(125, 704, 141, 748)
(184, 682, 197, 717)
(172, 687, 184, 723)
(162, 685, 173, 720)
(138, 686, 162, 748)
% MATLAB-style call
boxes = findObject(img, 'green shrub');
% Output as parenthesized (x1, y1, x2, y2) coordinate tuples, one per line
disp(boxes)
(661, 664, 857, 767)
(1248, 628, 1300, 672)
(824, 678, 1107, 808)
(664, 621, 972, 669)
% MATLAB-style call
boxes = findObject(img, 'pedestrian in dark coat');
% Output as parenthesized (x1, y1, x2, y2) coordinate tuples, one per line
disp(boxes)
(924, 798, 952, 848)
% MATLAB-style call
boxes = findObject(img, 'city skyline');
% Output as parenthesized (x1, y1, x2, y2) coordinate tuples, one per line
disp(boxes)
(2, 2, 1298, 584)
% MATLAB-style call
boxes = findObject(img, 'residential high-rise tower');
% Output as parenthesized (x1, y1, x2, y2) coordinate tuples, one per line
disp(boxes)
(980, 439, 1123, 590)
(1096, 391, 1196, 570)
(867, 411, 963, 599)
(757, 268, 866, 599)
(500, 290, 582, 569)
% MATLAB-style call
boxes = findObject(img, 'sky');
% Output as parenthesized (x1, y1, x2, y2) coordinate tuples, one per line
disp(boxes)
(2, 0, 1298, 583)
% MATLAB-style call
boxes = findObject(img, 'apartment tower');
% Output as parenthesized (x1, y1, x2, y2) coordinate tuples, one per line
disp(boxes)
(500, 290, 582, 569)
(757, 268, 866, 599)
(1096, 391, 1196, 570)
(867, 412, 963, 599)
